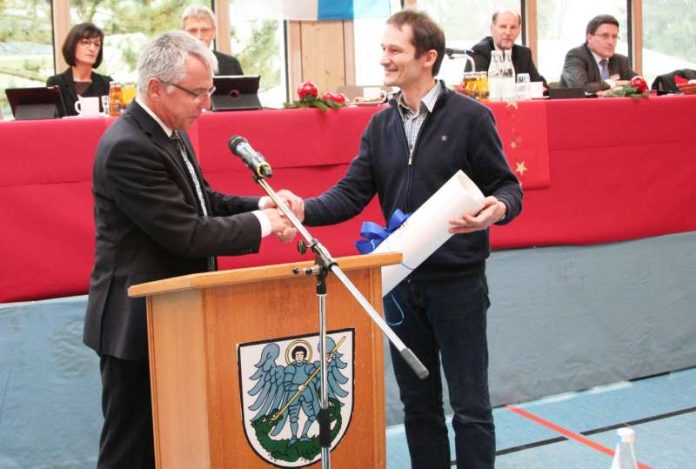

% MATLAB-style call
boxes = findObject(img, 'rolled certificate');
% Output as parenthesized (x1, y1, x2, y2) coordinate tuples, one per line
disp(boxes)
(373, 170, 485, 295)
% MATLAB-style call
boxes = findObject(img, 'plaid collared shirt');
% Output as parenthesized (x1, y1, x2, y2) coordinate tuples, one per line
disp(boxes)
(396, 80, 442, 157)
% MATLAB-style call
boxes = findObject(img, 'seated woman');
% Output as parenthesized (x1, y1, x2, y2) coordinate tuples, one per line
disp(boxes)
(47, 22, 112, 116)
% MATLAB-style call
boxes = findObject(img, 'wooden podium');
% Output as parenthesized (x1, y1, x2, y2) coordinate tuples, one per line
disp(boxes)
(129, 252, 400, 469)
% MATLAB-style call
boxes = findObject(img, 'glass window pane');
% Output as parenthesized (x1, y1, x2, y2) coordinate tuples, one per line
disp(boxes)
(536, 0, 629, 85)
(354, 0, 402, 86)
(642, 0, 696, 86)
(0, 1, 53, 119)
(229, 1, 287, 107)
(69, 1, 192, 84)
(356, 1, 526, 87)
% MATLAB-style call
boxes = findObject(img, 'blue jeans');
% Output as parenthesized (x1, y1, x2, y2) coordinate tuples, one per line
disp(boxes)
(385, 273, 495, 469)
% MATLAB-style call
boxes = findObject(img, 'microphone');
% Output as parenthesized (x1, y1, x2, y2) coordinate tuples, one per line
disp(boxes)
(445, 47, 472, 58)
(228, 136, 273, 178)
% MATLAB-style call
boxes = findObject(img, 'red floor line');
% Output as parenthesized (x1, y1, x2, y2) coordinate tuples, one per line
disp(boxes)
(505, 404, 653, 469)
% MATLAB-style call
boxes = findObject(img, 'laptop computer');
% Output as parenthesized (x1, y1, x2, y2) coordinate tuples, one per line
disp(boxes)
(211, 75, 262, 111)
(5, 86, 67, 120)
(547, 88, 586, 99)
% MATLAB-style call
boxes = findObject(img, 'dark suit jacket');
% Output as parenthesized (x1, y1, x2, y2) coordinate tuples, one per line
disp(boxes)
(560, 44, 637, 92)
(214, 50, 244, 75)
(651, 68, 696, 92)
(46, 68, 112, 116)
(84, 100, 263, 361)
(467, 37, 547, 87)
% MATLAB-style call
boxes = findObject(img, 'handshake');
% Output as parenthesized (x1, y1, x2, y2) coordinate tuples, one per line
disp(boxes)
(259, 189, 305, 243)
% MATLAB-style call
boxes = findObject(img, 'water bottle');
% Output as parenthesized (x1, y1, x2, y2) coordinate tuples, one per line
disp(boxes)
(501, 50, 516, 101)
(488, 50, 503, 102)
(610, 428, 638, 469)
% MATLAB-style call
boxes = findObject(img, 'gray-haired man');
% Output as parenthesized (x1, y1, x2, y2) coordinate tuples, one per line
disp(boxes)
(182, 4, 244, 75)
(84, 31, 299, 467)
(468, 8, 547, 87)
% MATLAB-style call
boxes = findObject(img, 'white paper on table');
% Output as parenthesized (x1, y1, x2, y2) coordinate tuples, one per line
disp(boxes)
(372, 170, 485, 296)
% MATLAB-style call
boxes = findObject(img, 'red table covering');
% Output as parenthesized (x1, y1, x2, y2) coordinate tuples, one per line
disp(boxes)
(1, 95, 695, 302)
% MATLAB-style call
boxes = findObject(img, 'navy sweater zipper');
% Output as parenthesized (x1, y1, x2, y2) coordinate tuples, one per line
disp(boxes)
(402, 109, 434, 213)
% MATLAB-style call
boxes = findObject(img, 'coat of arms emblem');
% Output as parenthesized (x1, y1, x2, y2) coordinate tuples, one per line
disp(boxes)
(238, 329, 354, 467)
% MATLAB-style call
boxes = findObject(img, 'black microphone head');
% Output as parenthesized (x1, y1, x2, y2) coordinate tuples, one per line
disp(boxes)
(228, 135, 247, 154)
(445, 47, 471, 58)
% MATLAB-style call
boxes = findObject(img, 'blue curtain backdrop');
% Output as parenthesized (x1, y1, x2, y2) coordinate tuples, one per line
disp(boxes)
(317, 0, 391, 20)
(233, 0, 392, 20)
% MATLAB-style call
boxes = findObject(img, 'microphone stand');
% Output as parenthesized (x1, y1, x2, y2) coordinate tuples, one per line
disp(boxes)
(446, 48, 476, 73)
(250, 171, 429, 469)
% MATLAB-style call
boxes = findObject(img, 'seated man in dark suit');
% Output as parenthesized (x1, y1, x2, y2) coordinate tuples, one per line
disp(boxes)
(84, 31, 300, 468)
(468, 8, 547, 87)
(560, 14, 637, 94)
(182, 4, 244, 75)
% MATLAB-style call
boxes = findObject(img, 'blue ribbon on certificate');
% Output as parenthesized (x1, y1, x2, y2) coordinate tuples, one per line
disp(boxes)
(355, 209, 410, 254)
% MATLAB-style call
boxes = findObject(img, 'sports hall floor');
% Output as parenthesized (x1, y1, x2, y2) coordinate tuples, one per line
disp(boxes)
(386, 367, 696, 468)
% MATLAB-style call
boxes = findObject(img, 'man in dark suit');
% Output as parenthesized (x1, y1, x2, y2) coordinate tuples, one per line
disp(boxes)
(560, 14, 637, 93)
(182, 4, 244, 75)
(213, 49, 244, 76)
(468, 9, 547, 87)
(84, 31, 298, 468)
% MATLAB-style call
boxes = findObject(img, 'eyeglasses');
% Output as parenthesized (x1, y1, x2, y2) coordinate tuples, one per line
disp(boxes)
(163, 81, 216, 101)
(184, 27, 213, 35)
(79, 38, 102, 48)
(593, 33, 620, 41)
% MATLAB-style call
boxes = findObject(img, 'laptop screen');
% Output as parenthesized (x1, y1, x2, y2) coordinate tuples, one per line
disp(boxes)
(211, 75, 261, 111)
(5, 86, 67, 120)
(547, 88, 586, 99)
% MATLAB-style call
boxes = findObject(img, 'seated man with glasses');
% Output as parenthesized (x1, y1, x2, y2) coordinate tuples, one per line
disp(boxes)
(182, 4, 244, 76)
(560, 14, 637, 94)
(84, 31, 301, 468)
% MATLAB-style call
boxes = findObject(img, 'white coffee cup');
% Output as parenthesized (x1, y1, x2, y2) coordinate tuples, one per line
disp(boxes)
(74, 96, 101, 116)
(529, 81, 544, 99)
(362, 86, 387, 102)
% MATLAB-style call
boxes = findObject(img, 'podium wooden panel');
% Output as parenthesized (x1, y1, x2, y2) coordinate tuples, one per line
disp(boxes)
(129, 252, 401, 468)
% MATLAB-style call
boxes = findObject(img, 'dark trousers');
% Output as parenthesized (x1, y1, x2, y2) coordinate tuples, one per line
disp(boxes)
(385, 273, 495, 469)
(98, 354, 155, 469)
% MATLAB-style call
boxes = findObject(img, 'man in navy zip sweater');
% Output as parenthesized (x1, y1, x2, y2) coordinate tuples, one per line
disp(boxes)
(301, 10, 522, 469)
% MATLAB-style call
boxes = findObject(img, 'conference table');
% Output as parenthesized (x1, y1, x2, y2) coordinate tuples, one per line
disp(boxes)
(2, 95, 695, 302)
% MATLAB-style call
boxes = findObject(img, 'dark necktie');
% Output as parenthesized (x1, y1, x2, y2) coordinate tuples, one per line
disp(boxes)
(599, 59, 609, 81)
(171, 131, 217, 271)
(171, 131, 208, 216)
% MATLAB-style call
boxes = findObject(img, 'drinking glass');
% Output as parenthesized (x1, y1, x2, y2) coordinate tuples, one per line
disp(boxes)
(122, 83, 137, 105)
(516, 73, 531, 100)
(100, 95, 109, 114)
(476, 72, 489, 101)
(464, 73, 477, 98)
